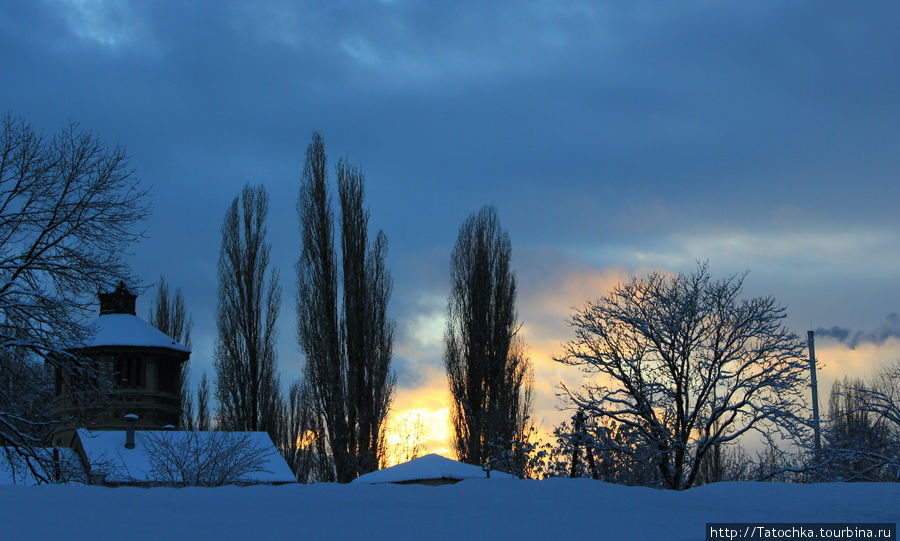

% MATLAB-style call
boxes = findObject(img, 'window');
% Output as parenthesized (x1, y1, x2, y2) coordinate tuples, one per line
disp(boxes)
(157, 360, 178, 394)
(113, 357, 145, 389)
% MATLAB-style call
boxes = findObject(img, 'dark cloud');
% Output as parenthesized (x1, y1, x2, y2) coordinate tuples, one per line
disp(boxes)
(1, 0, 898, 396)
(816, 313, 900, 350)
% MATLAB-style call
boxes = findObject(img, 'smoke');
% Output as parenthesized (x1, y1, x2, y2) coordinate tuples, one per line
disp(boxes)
(815, 313, 900, 349)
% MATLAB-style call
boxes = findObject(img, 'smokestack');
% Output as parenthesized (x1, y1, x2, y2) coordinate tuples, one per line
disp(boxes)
(124, 413, 138, 449)
(807, 331, 821, 451)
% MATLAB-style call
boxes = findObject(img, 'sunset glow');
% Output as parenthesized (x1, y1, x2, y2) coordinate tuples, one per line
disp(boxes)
(3, 0, 896, 490)
(382, 406, 453, 466)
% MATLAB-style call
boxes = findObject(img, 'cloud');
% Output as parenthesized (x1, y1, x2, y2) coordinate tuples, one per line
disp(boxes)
(816, 313, 900, 350)
(579, 227, 900, 278)
(46, 0, 155, 52)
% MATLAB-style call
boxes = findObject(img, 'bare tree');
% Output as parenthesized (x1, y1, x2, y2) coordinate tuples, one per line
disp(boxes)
(195, 371, 211, 431)
(139, 431, 275, 487)
(555, 262, 808, 490)
(383, 410, 427, 467)
(444, 205, 533, 470)
(275, 378, 332, 482)
(337, 161, 395, 476)
(817, 366, 900, 481)
(0, 114, 148, 481)
(296, 132, 345, 479)
(147, 276, 193, 428)
(181, 392, 195, 431)
(214, 184, 282, 440)
(296, 132, 395, 482)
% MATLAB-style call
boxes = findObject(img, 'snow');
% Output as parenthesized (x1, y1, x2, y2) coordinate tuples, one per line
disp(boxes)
(0, 480, 896, 540)
(83, 313, 190, 352)
(353, 453, 516, 484)
(76, 429, 296, 484)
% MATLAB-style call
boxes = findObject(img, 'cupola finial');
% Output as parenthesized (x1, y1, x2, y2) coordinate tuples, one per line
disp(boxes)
(99, 281, 136, 315)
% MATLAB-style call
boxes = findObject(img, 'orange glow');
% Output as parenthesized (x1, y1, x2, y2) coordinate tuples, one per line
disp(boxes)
(382, 407, 453, 466)
(383, 265, 636, 462)
(812, 337, 900, 402)
(517, 265, 632, 431)
(296, 430, 317, 450)
(387, 263, 900, 467)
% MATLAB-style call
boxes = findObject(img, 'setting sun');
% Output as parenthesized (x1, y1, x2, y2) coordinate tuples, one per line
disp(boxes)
(382, 404, 454, 467)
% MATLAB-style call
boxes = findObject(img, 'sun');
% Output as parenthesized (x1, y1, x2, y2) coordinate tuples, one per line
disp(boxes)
(382, 407, 453, 467)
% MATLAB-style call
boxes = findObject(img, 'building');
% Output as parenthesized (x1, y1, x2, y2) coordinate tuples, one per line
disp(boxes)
(352, 453, 517, 485)
(52, 282, 190, 447)
(72, 424, 296, 486)
(33, 283, 297, 486)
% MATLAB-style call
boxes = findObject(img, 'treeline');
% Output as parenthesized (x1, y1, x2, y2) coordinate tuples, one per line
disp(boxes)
(1, 113, 896, 487)
(496, 265, 900, 487)
(170, 133, 400, 482)
(166, 133, 535, 483)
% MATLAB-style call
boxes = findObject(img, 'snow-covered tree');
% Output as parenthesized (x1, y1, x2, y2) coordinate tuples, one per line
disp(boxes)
(0, 114, 148, 482)
(542, 412, 660, 484)
(816, 365, 900, 481)
(556, 262, 808, 489)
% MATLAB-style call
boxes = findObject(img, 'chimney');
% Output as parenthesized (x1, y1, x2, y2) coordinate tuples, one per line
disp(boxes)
(124, 413, 138, 449)
(99, 281, 137, 315)
(808, 330, 821, 451)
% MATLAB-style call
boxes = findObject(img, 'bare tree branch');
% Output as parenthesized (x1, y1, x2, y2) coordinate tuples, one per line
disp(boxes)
(0, 113, 148, 482)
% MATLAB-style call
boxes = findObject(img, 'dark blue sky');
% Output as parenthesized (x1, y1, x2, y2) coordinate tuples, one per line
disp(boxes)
(2, 1, 898, 435)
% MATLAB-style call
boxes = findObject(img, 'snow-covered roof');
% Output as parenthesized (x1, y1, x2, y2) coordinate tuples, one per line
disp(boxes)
(76, 429, 296, 485)
(82, 313, 190, 353)
(352, 453, 517, 484)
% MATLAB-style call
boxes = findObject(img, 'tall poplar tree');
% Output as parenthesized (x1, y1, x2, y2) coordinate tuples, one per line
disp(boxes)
(148, 276, 193, 428)
(214, 184, 282, 439)
(297, 132, 395, 482)
(444, 205, 532, 469)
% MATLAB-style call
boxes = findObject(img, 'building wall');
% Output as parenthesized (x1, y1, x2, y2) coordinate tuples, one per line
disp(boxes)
(53, 346, 188, 447)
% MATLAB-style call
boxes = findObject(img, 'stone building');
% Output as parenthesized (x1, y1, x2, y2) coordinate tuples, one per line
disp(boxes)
(52, 283, 190, 447)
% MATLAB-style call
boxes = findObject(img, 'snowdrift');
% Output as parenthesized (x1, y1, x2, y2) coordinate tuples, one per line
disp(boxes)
(1, 480, 896, 540)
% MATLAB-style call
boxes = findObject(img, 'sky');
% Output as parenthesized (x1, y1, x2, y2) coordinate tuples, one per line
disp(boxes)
(1, 0, 898, 457)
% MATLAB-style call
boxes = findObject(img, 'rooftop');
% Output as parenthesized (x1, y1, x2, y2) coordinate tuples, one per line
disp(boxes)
(352, 453, 517, 484)
(76, 429, 296, 485)
(82, 313, 190, 353)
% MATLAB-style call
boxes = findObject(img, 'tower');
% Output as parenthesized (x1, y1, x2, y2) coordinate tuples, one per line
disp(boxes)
(52, 282, 191, 446)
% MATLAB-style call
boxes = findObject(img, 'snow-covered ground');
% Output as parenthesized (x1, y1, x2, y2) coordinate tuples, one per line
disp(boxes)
(1, 480, 896, 540)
